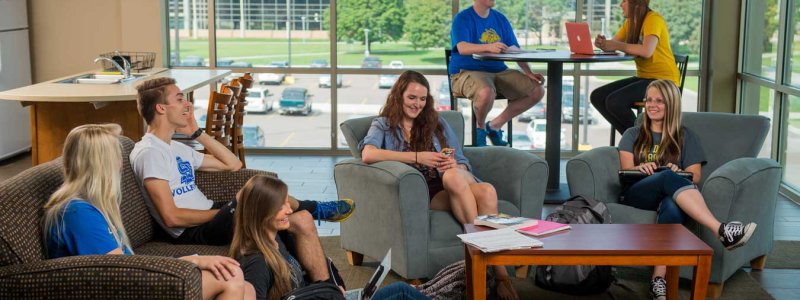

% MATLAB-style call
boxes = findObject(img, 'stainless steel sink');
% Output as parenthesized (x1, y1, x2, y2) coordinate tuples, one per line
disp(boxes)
(56, 73, 147, 84)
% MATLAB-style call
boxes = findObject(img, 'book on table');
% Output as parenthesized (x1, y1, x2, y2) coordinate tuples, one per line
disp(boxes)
(474, 213, 538, 229)
(516, 220, 571, 237)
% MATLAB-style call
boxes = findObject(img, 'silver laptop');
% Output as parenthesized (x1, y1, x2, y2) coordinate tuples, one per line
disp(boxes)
(345, 249, 392, 300)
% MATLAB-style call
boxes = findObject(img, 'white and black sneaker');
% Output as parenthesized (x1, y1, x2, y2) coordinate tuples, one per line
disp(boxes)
(650, 276, 667, 300)
(719, 221, 757, 250)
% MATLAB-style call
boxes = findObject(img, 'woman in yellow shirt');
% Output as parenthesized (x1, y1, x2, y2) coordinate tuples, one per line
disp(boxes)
(592, 0, 679, 136)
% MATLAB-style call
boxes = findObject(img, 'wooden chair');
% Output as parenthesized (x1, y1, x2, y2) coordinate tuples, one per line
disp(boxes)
(609, 54, 689, 145)
(444, 49, 513, 147)
(204, 90, 233, 146)
(231, 75, 252, 168)
(221, 82, 241, 148)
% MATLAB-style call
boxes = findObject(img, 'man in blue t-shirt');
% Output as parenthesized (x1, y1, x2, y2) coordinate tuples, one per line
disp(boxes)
(450, 0, 545, 146)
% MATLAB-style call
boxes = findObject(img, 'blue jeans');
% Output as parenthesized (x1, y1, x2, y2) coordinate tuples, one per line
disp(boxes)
(371, 282, 431, 300)
(621, 170, 694, 224)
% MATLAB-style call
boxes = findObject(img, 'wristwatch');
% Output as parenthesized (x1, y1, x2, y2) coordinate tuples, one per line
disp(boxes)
(190, 128, 204, 140)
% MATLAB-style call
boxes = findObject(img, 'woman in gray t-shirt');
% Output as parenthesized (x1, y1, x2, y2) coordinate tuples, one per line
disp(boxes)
(618, 80, 757, 299)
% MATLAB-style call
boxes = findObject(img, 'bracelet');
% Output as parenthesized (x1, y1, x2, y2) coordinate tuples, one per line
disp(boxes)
(190, 128, 204, 140)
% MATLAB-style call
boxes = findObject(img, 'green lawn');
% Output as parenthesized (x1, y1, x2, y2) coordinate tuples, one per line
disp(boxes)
(175, 38, 446, 66)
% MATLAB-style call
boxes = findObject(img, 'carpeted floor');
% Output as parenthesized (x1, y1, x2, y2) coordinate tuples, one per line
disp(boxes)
(765, 240, 800, 269)
(321, 236, 779, 299)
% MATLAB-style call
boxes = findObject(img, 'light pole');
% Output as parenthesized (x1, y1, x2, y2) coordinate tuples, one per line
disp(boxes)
(363, 28, 371, 56)
(301, 16, 306, 43)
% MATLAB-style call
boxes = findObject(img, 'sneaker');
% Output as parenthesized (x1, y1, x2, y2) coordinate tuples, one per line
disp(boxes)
(719, 221, 757, 250)
(316, 198, 355, 224)
(475, 127, 489, 147)
(650, 276, 667, 300)
(485, 121, 509, 146)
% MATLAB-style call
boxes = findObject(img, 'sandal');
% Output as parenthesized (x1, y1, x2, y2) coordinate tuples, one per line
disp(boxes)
(495, 277, 519, 300)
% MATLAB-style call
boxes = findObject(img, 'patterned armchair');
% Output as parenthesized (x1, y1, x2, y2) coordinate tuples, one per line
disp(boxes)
(0, 136, 274, 299)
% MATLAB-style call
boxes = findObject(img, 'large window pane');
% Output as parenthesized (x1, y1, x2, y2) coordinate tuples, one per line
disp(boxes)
(742, 0, 780, 79)
(740, 82, 775, 158)
(789, 0, 800, 86)
(335, 0, 448, 69)
(215, 0, 331, 67)
(786, 95, 800, 188)
(169, 0, 210, 67)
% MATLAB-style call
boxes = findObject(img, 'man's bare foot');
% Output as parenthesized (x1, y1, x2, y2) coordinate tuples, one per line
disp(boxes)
(495, 277, 519, 300)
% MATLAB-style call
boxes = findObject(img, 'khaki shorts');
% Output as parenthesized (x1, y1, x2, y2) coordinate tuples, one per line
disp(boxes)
(450, 69, 538, 101)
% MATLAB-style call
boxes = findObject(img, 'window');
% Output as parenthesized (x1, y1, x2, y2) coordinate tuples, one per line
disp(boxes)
(742, 0, 780, 79)
(168, 0, 210, 67)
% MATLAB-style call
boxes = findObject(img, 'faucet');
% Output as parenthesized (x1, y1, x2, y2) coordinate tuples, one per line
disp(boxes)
(94, 54, 131, 79)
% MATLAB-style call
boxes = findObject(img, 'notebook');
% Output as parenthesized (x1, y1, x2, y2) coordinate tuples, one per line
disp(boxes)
(474, 213, 538, 229)
(345, 249, 392, 300)
(516, 220, 571, 237)
(565, 22, 619, 55)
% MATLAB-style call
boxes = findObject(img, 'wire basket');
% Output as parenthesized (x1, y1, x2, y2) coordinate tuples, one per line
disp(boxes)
(99, 51, 156, 71)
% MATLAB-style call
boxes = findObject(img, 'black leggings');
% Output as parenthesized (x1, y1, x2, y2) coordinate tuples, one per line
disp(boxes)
(590, 77, 655, 134)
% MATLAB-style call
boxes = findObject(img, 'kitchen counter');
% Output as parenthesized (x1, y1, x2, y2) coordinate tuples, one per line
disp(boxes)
(0, 68, 231, 165)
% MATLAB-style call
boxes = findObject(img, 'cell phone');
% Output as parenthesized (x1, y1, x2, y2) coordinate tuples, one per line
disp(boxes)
(441, 148, 454, 157)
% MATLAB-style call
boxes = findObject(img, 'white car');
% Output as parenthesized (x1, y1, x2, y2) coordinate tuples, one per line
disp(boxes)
(244, 87, 273, 114)
(378, 74, 399, 89)
(526, 119, 566, 150)
(319, 74, 343, 88)
(389, 60, 404, 69)
(258, 73, 286, 85)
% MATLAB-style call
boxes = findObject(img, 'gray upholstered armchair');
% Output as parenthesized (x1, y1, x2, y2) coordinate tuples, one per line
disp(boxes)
(566, 112, 782, 296)
(335, 111, 548, 279)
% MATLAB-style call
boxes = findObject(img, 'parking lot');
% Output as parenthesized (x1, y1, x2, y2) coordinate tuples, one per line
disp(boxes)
(192, 73, 701, 151)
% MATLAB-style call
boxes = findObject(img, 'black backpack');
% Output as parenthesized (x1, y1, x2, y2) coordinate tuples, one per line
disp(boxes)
(534, 195, 616, 295)
(282, 282, 345, 300)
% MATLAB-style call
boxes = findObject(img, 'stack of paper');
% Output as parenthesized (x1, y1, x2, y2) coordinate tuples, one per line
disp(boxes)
(458, 228, 543, 253)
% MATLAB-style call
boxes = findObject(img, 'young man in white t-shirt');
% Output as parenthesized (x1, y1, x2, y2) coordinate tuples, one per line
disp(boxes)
(130, 77, 351, 283)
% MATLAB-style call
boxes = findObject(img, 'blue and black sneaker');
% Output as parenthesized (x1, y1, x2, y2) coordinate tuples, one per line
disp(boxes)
(485, 121, 508, 146)
(475, 127, 489, 147)
(315, 198, 355, 224)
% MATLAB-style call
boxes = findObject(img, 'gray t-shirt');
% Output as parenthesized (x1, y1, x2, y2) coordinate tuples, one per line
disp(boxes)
(129, 133, 212, 237)
(619, 126, 706, 169)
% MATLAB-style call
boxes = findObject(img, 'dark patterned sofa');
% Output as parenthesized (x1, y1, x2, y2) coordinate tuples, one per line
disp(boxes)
(0, 136, 275, 299)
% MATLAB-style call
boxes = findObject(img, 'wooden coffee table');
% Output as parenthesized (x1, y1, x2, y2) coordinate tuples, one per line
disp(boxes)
(464, 224, 713, 300)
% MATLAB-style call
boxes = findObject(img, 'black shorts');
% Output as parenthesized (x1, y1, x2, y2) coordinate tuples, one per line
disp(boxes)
(173, 201, 237, 245)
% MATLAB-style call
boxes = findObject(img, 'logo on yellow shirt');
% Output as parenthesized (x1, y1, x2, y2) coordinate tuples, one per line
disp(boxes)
(480, 28, 501, 44)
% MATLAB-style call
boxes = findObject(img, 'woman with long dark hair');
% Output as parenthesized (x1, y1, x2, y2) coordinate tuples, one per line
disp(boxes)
(230, 175, 429, 300)
(359, 70, 518, 300)
(618, 80, 756, 300)
(592, 0, 680, 136)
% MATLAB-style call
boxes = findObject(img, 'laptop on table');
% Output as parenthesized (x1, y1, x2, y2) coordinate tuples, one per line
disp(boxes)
(345, 249, 392, 300)
(565, 22, 619, 55)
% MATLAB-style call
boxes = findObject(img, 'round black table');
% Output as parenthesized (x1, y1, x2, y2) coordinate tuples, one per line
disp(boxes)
(474, 50, 634, 202)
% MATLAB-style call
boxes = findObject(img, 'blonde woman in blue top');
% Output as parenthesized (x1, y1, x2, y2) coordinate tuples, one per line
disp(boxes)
(359, 70, 518, 300)
(43, 124, 254, 300)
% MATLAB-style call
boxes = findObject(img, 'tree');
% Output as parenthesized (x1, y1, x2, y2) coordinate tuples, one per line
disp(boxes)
(493, 0, 571, 46)
(652, 0, 703, 54)
(403, 0, 451, 49)
(323, 0, 406, 49)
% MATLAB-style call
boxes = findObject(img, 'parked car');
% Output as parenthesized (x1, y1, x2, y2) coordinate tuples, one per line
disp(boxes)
(378, 74, 399, 89)
(310, 59, 329, 68)
(319, 74, 343, 88)
(244, 87, 273, 114)
(518, 102, 546, 122)
(242, 124, 266, 147)
(388, 60, 404, 69)
(526, 119, 566, 150)
(361, 56, 382, 69)
(511, 133, 534, 150)
(562, 92, 596, 124)
(279, 87, 312, 115)
(216, 59, 235, 67)
(177, 55, 204, 67)
(258, 61, 290, 85)
(436, 80, 452, 111)
(229, 61, 252, 68)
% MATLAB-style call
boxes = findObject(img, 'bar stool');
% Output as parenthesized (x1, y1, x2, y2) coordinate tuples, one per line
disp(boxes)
(444, 49, 513, 147)
(609, 54, 689, 145)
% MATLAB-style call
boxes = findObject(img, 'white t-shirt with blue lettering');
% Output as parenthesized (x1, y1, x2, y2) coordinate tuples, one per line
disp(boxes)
(130, 133, 211, 237)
